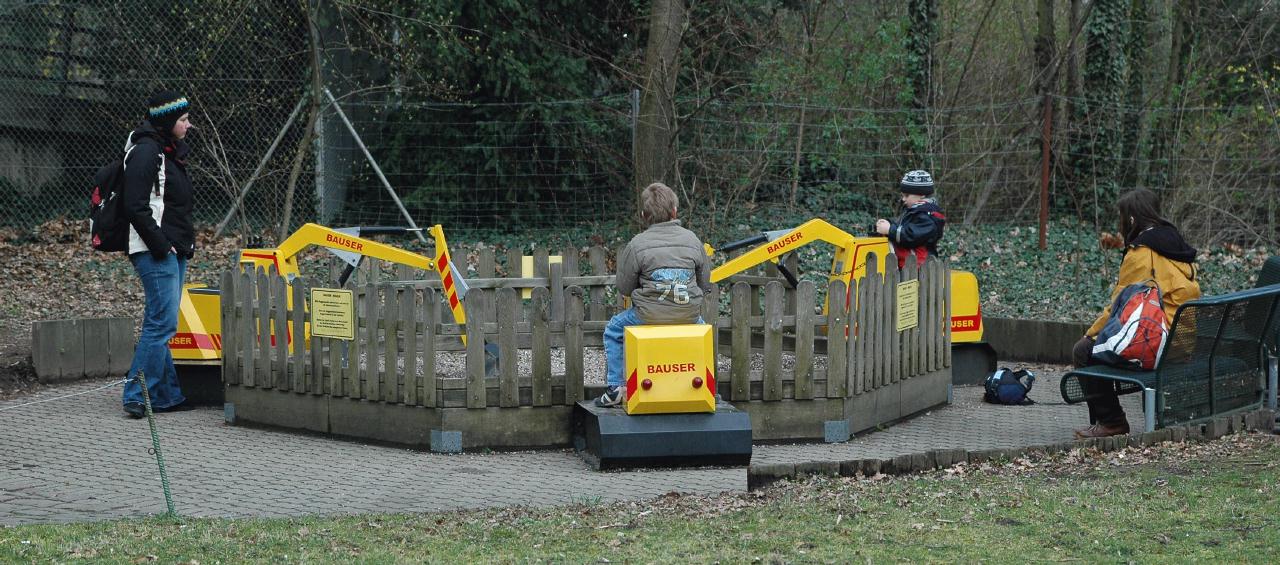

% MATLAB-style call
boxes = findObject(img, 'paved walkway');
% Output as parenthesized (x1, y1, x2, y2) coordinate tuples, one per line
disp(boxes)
(0, 368, 1140, 525)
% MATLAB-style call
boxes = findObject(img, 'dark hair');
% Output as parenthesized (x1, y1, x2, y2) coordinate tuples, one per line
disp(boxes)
(1116, 188, 1170, 245)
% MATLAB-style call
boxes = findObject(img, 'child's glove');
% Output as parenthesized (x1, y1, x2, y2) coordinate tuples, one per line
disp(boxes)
(874, 219, 891, 236)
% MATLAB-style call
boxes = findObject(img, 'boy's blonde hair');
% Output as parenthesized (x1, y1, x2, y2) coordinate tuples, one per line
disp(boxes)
(640, 182, 678, 225)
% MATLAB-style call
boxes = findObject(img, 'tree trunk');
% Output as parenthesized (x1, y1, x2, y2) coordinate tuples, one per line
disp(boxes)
(1119, 0, 1150, 188)
(906, 0, 938, 166)
(633, 0, 686, 201)
(1035, 0, 1055, 222)
(1035, 0, 1056, 99)
(1071, 0, 1130, 216)
(1149, 0, 1200, 190)
(280, 0, 325, 241)
(1065, 0, 1083, 125)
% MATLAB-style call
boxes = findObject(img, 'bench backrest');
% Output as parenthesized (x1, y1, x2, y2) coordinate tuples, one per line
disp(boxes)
(1255, 256, 1280, 353)
(1257, 256, 1280, 288)
(1157, 284, 1280, 424)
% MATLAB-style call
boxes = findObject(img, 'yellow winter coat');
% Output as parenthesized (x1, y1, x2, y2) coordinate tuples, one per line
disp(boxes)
(1086, 245, 1201, 338)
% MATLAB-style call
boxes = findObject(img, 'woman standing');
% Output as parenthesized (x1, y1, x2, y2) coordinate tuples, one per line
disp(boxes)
(120, 91, 197, 418)
(1071, 188, 1200, 438)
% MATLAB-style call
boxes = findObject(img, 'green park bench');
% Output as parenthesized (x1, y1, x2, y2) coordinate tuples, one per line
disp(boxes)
(1061, 256, 1280, 432)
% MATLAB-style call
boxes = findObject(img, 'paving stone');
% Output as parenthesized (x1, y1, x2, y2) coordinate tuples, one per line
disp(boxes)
(794, 460, 840, 477)
(747, 463, 795, 492)
(930, 449, 965, 469)
(1206, 417, 1230, 439)
(0, 368, 1150, 525)
(859, 459, 883, 477)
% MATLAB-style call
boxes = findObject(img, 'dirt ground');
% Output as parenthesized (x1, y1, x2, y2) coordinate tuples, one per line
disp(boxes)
(0, 219, 245, 400)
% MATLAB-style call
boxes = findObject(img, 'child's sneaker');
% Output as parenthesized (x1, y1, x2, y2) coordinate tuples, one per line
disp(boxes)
(595, 386, 624, 407)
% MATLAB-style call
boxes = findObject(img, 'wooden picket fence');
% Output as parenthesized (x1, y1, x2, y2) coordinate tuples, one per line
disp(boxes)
(220, 245, 950, 444)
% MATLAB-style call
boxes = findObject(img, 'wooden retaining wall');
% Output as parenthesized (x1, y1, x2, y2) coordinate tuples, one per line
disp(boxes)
(222, 246, 951, 448)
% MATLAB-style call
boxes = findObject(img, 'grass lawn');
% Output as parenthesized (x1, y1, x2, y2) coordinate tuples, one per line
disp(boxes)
(3, 433, 1276, 563)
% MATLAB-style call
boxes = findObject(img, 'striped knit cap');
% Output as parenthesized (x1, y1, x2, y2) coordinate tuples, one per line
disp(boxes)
(899, 170, 934, 196)
(146, 91, 190, 135)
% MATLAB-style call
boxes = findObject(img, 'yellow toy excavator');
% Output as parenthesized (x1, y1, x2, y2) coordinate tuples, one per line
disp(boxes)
(170, 223, 474, 403)
(708, 218, 997, 384)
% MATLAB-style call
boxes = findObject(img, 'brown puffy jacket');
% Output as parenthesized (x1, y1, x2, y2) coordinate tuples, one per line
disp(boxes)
(616, 220, 713, 324)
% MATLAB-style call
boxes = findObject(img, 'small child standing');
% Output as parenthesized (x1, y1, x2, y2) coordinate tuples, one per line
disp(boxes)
(875, 170, 946, 269)
(596, 182, 712, 407)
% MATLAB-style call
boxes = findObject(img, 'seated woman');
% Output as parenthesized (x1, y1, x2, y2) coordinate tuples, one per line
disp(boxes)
(1072, 188, 1200, 438)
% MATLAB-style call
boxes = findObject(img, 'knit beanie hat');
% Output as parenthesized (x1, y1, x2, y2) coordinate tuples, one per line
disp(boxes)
(146, 91, 190, 135)
(899, 170, 935, 196)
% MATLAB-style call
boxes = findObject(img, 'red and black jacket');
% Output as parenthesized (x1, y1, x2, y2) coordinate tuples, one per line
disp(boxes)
(888, 200, 945, 268)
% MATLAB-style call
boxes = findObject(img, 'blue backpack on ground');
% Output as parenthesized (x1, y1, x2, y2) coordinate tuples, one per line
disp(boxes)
(983, 367, 1036, 405)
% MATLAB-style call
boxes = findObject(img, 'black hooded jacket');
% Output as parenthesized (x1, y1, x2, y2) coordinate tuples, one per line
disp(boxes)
(1129, 224, 1197, 263)
(122, 121, 195, 260)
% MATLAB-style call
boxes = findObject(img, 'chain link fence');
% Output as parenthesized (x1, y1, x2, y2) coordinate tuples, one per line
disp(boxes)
(0, 1, 311, 235)
(2, 2, 1276, 246)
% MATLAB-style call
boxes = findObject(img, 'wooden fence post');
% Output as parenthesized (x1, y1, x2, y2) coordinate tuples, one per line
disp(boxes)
(827, 280, 848, 399)
(531, 286, 551, 406)
(383, 283, 400, 403)
(240, 268, 255, 388)
(763, 281, 784, 401)
(794, 281, 815, 400)
(362, 282, 379, 401)
(422, 287, 438, 408)
(497, 287, 519, 408)
(588, 247, 608, 321)
(401, 287, 418, 405)
(565, 286, 585, 404)
(221, 270, 239, 386)
(865, 256, 881, 391)
(730, 282, 751, 401)
(550, 262, 565, 322)
(256, 266, 272, 388)
(465, 293, 486, 409)
(272, 269, 289, 390)
(290, 279, 306, 392)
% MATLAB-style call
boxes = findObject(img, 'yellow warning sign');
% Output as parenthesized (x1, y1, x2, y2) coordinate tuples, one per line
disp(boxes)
(896, 279, 919, 332)
(310, 288, 355, 340)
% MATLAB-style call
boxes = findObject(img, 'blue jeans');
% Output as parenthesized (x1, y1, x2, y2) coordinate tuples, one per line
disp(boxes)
(122, 252, 187, 409)
(603, 308, 704, 389)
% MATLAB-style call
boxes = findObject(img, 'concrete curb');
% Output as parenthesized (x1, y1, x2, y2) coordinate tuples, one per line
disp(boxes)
(746, 408, 1276, 491)
(983, 317, 1089, 365)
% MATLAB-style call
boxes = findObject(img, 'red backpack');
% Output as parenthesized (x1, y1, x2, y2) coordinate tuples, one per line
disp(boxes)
(1091, 282, 1168, 370)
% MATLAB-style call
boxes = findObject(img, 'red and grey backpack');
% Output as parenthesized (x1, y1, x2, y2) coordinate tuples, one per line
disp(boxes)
(1091, 281, 1169, 370)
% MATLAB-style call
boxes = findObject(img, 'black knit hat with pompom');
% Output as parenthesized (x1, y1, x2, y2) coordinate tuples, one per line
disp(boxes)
(899, 170, 935, 196)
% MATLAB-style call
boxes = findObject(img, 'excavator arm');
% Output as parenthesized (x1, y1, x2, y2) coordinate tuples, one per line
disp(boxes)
(709, 218, 889, 288)
(239, 222, 469, 327)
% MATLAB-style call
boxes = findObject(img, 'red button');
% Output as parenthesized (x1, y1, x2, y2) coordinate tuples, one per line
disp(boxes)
(692, 377, 703, 388)
(642, 379, 653, 390)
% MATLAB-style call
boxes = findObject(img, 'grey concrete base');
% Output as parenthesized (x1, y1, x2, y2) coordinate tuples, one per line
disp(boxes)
(734, 398, 846, 441)
(431, 430, 462, 453)
(330, 399, 439, 446)
(226, 368, 951, 448)
(984, 317, 1089, 364)
(440, 405, 574, 449)
(32, 317, 133, 382)
(824, 420, 850, 443)
(848, 368, 950, 435)
(226, 386, 328, 434)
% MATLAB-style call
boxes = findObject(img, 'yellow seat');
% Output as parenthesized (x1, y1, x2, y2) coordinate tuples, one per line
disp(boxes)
(624, 324, 716, 414)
